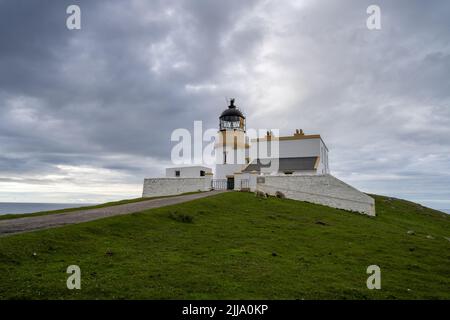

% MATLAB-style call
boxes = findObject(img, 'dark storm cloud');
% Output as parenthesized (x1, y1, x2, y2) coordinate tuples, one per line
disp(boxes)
(0, 0, 449, 206)
(0, 0, 262, 164)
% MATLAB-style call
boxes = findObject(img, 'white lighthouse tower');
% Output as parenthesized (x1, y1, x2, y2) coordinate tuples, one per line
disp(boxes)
(214, 99, 249, 184)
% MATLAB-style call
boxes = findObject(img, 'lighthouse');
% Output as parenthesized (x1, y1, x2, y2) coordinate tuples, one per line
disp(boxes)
(143, 97, 375, 216)
(214, 99, 249, 183)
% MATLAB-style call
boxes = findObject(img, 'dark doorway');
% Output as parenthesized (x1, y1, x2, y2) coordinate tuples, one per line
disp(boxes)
(227, 177, 234, 190)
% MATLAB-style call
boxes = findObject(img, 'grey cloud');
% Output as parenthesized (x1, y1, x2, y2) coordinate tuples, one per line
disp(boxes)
(0, 0, 449, 207)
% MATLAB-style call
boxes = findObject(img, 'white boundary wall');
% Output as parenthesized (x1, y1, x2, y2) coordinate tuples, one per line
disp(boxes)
(234, 173, 257, 191)
(255, 174, 375, 216)
(142, 177, 212, 198)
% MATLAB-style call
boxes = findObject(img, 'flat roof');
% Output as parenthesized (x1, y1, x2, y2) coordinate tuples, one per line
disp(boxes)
(242, 157, 318, 173)
(251, 133, 328, 151)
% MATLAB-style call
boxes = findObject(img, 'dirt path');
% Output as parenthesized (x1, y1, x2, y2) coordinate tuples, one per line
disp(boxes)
(0, 191, 225, 236)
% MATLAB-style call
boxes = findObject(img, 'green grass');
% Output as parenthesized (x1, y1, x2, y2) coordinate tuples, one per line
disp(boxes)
(0, 192, 449, 300)
(0, 192, 202, 221)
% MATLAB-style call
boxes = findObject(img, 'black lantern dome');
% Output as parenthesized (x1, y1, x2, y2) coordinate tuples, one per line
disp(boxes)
(219, 99, 246, 131)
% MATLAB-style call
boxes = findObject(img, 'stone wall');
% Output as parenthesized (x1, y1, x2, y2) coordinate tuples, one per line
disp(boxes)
(142, 177, 212, 198)
(256, 174, 375, 216)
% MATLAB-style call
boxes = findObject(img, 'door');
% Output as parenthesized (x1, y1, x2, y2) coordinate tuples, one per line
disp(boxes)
(227, 177, 234, 190)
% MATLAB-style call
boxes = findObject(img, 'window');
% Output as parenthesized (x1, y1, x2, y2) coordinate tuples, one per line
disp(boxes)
(200, 170, 205, 177)
(284, 171, 293, 175)
(175, 170, 180, 177)
(256, 176, 265, 184)
(223, 151, 227, 164)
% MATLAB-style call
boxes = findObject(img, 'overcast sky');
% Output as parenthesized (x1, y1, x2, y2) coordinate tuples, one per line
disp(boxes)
(0, 0, 449, 209)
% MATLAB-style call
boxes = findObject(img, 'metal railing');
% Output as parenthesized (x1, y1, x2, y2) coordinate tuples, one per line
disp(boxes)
(211, 179, 250, 190)
(211, 179, 227, 190)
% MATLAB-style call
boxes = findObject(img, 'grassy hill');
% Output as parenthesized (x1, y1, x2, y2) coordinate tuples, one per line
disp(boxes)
(0, 192, 201, 221)
(0, 192, 449, 300)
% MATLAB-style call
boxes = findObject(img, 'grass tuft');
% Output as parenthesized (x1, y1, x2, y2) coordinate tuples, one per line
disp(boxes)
(168, 211, 194, 223)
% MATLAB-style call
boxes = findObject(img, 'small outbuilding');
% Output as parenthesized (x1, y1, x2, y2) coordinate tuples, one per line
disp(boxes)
(165, 166, 212, 178)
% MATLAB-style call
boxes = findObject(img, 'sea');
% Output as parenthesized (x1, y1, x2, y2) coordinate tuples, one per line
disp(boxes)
(0, 202, 95, 215)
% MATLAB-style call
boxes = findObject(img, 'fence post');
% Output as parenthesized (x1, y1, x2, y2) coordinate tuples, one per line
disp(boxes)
(234, 173, 241, 191)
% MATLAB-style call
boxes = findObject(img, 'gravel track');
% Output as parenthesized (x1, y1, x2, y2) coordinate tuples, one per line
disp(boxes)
(0, 191, 225, 236)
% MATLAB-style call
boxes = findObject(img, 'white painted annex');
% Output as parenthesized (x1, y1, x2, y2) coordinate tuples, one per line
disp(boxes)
(165, 166, 212, 178)
(247, 129, 330, 175)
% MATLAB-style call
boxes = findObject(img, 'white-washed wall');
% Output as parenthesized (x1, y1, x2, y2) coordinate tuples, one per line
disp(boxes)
(249, 137, 330, 174)
(142, 177, 212, 198)
(165, 166, 212, 178)
(215, 163, 247, 179)
(256, 174, 375, 216)
(234, 172, 258, 191)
